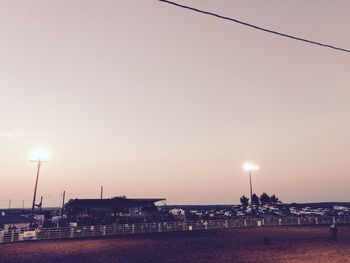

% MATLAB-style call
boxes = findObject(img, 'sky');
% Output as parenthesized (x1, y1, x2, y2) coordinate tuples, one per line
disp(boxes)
(0, 0, 349, 208)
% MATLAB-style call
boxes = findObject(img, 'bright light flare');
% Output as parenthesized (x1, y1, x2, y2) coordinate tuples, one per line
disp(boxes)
(243, 162, 259, 172)
(29, 147, 52, 161)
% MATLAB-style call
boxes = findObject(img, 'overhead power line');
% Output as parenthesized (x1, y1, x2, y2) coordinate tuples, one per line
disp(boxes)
(159, 0, 350, 54)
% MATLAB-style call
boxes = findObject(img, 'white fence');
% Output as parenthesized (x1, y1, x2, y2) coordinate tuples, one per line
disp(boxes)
(1, 216, 349, 244)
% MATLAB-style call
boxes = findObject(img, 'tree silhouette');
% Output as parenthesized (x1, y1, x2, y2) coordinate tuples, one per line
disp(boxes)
(251, 193, 260, 206)
(240, 195, 249, 207)
(260, 193, 271, 204)
(270, 194, 280, 204)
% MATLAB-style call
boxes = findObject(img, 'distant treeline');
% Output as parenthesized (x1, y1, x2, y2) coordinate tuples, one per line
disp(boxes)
(240, 193, 281, 207)
(165, 205, 232, 211)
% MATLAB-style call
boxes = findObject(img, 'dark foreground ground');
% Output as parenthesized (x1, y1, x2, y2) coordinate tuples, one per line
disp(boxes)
(1, 225, 350, 263)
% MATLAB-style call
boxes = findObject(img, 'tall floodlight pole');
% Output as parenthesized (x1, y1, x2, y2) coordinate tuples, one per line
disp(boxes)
(30, 160, 42, 226)
(243, 162, 259, 210)
(249, 170, 253, 208)
(29, 147, 51, 227)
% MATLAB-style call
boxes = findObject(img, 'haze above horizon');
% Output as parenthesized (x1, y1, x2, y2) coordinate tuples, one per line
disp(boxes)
(1, 0, 349, 208)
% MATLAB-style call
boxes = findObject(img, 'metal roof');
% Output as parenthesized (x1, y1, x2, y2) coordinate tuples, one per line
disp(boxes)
(66, 198, 166, 209)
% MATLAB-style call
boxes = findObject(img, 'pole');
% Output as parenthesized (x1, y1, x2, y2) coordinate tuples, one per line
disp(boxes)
(249, 170, 253, 209)
(40, 196, 43, 211)
(100, 186, 103, 199)
(31, 160, 41, 225)
(61, 191, 65, 216)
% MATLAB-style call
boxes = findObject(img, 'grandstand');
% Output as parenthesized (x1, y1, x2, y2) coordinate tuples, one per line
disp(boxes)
(63, 197, 166, 225)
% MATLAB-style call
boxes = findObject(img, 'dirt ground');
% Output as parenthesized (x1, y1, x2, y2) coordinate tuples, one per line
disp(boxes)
(1, 225, 350, 263)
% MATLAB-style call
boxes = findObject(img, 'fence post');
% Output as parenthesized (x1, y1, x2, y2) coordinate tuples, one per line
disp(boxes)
(70, 228, 74, 238)
(158, 223, 161, 232)
(315, 217, 318, 224)
(132, 224, 135, 234)
(244, 219, 247, 227)
(225, 220, 228, 228)
(103, 226, 106, 236)
(11, 230, 14, 243)
(333, 217, 336, 224)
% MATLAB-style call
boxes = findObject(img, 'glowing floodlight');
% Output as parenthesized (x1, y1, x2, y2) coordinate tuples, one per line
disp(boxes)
(29, 147, 52, 162)
(243, 162, 259, 172)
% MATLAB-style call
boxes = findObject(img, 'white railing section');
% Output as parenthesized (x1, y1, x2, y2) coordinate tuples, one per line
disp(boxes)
(1, 216, 348, 244)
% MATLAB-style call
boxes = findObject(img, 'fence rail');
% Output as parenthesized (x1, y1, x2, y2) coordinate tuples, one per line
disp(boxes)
(1, 216, 348, 244)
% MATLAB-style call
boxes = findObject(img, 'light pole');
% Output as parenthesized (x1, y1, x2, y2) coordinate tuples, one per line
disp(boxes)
(243, 162, 259, 210)
(30, 160, 42, 225)
(29, 148, 51, 226)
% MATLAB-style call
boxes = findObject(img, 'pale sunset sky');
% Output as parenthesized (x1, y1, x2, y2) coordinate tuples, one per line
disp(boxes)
(0, 0, 349, 208)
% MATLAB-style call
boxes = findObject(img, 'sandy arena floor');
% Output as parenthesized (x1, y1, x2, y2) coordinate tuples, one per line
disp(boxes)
(1, 225, 350, 263)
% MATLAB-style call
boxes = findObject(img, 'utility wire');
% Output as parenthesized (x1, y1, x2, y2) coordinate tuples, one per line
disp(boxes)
(159, 0, 350, 54)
